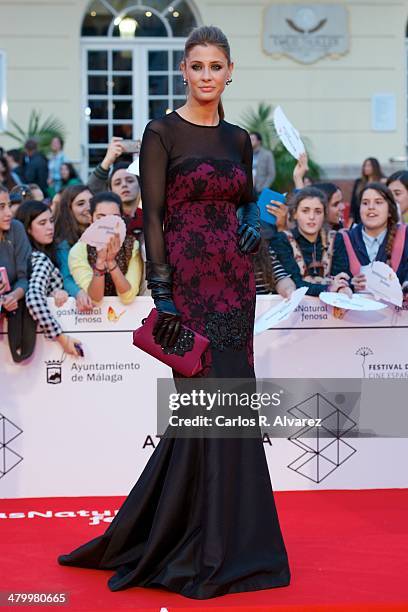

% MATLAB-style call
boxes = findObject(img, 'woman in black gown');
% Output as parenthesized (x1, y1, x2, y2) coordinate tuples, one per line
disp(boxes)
(58, 25, 290, 599)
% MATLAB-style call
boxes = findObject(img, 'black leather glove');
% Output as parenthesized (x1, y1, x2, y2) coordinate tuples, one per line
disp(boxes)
(237, 202, 261, 254)
(146, 261, 181, 348)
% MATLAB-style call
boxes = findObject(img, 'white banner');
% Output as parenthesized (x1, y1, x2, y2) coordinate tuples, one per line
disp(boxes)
(1, 296, 407, 498)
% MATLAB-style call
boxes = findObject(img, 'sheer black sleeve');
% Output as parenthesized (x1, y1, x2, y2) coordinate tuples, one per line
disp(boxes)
(239, 130, 257, 207)
(139, 125, 169, 264)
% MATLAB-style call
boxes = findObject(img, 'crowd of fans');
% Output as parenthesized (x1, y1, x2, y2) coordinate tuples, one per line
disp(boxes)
(1, 134, 408, 363)
(253, 151, 408, 303)
(0, 136, 145, 360)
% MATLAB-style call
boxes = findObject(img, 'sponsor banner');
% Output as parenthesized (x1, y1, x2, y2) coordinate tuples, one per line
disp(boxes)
(1, 296, 408, 497)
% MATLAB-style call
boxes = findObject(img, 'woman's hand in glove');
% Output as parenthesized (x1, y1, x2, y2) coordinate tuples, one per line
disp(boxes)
(237, 223, 261, 254)
(145, 261, 181, 349)
(153, 298, 181, 348)
(237, 202, 261, 254)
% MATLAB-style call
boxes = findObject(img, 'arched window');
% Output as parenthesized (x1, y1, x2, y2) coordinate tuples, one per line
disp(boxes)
(81, 0, 200, 174)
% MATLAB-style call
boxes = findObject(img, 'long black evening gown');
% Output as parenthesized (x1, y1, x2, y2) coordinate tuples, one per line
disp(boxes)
(58, 112, 291, 599)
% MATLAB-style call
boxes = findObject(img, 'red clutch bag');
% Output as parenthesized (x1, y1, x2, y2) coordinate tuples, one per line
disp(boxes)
(132, 308, 210, 377)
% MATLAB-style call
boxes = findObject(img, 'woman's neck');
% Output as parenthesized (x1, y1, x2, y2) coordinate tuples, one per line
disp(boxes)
(363, 224, 387, 238)
(177, 99, 220, 126)
(298, 227, 320, 243)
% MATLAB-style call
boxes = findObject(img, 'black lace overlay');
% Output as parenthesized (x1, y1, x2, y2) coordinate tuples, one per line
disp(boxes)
(162, 327, 194, 357)
(205, 308, 251, 352)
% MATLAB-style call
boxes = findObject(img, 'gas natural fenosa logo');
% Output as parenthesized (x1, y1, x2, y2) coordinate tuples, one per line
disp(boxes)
(107, 306, 125, 322)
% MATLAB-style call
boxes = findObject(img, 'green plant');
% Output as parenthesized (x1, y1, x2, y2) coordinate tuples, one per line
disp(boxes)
(240, 102, 279, 151)
(4, 109, 67, 154)
(240, 102, 323, 193)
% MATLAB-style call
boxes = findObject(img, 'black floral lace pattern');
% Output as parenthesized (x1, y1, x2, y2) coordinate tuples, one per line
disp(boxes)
(163, 158, 256, 375)
(205, 308, 250, 352)
(162, 328, 194, 357)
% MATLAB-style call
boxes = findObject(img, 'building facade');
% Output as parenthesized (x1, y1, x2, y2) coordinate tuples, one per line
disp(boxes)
(0, 0, 407, 179)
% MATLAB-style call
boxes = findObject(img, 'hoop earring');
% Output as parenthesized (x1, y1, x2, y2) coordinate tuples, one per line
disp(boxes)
(226, 78, 232, 85)
(183, 79, 188, 86)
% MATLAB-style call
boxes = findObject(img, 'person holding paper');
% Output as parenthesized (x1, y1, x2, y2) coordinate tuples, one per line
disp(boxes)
(338, 183, 408, 295)
(68, 192, 142, 305)
(271, 187, 352, 297)
(15, 200, 83, 356)
(290, 153, 345, 230)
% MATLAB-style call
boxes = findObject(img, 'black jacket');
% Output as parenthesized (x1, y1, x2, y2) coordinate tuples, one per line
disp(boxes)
(24, 152, 49, 193)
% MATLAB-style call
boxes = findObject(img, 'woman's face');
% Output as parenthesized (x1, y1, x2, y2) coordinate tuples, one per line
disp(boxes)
(388, 180, 408, 214)
(0, 192, 12, 232)
(294, 197, 325, 238)
(29, 209, 55, 245)
(92, 201, 121, 222)
(360, 188, 389, 232)
(60, 164, 70, 181)
(110, 170, 139, 205)
(363, 159, 374, 177)
(327, 189, 345, 226)
(71, 189, 92, 226)
(51, 137, 62, 153)
(181, 44, 233, 108)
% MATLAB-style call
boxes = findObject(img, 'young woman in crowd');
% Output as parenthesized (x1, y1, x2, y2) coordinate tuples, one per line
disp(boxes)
(339, 183, 408, 293)
(271, 187, 352, 296)
(350, 157, 385, 224)
(0, 186, 30, 308)
(68, 191, 142, 304)
(54, 185, 93, 311)
(315, 182, 345, 230)
(15, 200, 83, 356)
(386, 170, 408, 223)
(0, 155, 18, 190)
(60, 162, 82, 189)
(289, 153, 345, 231)
(0, 186, 36, 361)
(253, 237, 295, 296)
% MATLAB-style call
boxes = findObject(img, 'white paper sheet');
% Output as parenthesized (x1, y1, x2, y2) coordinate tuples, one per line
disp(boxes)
(80, 215, 126, 250)
(360, 261, 403, 307)
(319, 292, 387, 311)
(254, 287, 308, 334)
(273, 106, 306, 160)
(126, 159, 140, 175)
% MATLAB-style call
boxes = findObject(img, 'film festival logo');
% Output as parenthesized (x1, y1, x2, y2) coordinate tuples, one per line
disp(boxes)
(0, 413, 23, 480)
(287, 393, 357, 483)
(356, 346, 374, 378)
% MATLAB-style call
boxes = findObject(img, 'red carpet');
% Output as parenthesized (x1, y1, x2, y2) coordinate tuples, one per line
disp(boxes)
(1, 489, 407, 611)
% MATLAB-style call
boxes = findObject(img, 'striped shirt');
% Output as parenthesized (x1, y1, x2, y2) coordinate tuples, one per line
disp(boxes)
(255, 248, 290, 294)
